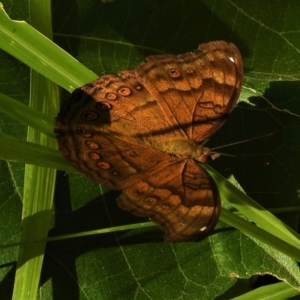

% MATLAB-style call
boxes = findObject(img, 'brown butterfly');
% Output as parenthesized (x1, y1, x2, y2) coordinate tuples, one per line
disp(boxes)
(55, 40, 243, 242)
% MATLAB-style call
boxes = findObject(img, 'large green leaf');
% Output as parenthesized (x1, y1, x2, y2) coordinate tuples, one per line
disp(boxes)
(0, 0, 300, 299)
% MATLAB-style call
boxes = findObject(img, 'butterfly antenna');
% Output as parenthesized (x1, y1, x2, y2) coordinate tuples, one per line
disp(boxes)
(210, 152, 236, 158)
(211, 130, 279, 151)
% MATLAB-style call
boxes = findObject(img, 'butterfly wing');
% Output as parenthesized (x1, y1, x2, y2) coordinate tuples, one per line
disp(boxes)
(57, 71, 177, 140)
(117, 155, 220, 242)
(136, 40, 243, 142)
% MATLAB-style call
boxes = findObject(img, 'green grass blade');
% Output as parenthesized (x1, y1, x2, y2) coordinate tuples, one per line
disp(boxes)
(0, 92, 54, 138)
(207, 165, 300, 252)
(0, 3, 97, 92)
(0, 222, 157, 250)
(232, 282, 300, 300)
(0, 131, 75, 172)
(221, 209, 300, 262)
(12, 1, 61, 298)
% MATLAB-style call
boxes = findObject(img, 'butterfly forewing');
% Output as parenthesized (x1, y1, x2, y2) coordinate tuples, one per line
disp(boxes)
(136, 40, 243, 142)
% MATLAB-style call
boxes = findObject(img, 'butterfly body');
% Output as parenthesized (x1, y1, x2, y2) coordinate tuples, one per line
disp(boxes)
(55, 41, 243, 241)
